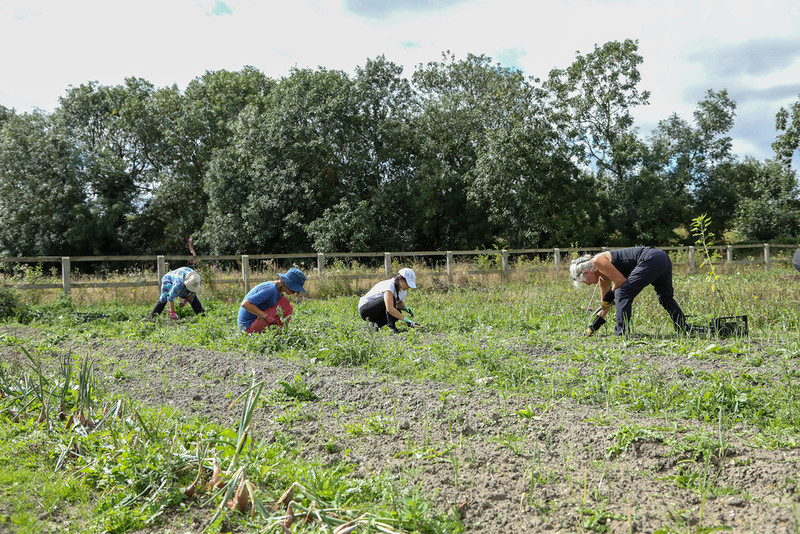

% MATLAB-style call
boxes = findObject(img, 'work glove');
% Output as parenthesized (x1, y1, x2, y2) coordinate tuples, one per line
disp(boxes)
(403, 306, 414, 318)
(584, 308, 606, 337)
(169, 310, 179, 320)
(601, 289, 615, 310)
(404, 318, 421, 328)
(179, 298, 189, 308)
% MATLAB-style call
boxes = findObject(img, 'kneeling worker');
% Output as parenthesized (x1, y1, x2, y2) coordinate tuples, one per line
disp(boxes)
(570, 247, 686, 336)
(358, 268, 421, 332)
(238, 267, 307, 333)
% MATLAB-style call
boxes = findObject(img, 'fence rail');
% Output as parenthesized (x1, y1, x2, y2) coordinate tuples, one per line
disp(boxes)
(2, 244, 798, 296)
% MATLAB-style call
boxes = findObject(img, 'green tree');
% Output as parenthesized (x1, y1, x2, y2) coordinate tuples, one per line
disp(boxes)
(135, 68, 275, 253)
(0, 112, 94, 255)
(544, 39, 650, 182)
(410, 52, 533, 249)
(644, 90, 738, 239)
(0, 105, 12, 128)
(773, 93, 800, 169)
(605, 167, 688, 244)
(734, 158, 800, 241)
(203, 67, 365, 253)
(55, 78, 166, 254)
(469, 119, 602, 247)
(307, 56, 417, 252)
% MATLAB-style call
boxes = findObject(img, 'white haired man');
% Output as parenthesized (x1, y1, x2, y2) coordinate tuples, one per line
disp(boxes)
(570, 247, 686, 336)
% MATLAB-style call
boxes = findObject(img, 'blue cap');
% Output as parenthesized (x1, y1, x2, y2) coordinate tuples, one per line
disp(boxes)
(278, 267, 307, 293)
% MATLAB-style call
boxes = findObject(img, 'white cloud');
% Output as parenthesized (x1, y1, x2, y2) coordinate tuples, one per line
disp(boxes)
(1, 0, 799, 162)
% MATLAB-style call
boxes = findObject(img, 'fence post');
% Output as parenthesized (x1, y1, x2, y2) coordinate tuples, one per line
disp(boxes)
(447, 251, 453, 283)
(317, 252, 325, 279)
(501, 250, 509, 281)
(726, 245, 733, 263)
(61, 257, 71, 295)
(764, 243, 771, 270)
(688, 247, 695, 274)
(384, 253, 392, 278)
(157, 255, 165, 283)
(553, 248, 560, 271)
(241, 255, 250, 292)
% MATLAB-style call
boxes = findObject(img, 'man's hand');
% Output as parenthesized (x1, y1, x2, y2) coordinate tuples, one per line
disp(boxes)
(584, 308, 606, 336)
(169, 310, 179, 320)
(404, 318, 421, 328)
(403, 306, 414, 317)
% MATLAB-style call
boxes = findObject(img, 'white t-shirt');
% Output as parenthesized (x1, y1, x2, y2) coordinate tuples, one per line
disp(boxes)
(358, 278, 407, 309)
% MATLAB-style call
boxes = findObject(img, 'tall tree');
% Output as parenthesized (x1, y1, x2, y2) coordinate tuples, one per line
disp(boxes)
(469, 121, 602, 247)
(410, 52, 533, 249)
(203, 67, 364, 253)
(0, 112, 94, 255)
(307, 56, 418, 251)
(734, 158, 800, 241)
(136, 68, 275, 253)
(773, 93, 800, 170)
(646, 89, 737, 238)
(55, 78, 165, 253)
(543, 39, 650, 182)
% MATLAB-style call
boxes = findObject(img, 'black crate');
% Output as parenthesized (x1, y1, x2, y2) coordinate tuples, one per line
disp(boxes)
(688, 315, 748, 337)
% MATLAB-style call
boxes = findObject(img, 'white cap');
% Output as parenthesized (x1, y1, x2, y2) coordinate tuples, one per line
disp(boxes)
(184, 271, 201, 292)
(398, 268, 416, 288)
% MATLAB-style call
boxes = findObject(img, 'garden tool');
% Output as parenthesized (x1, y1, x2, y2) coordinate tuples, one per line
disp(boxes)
(584, 288, 614, 337)
(403, 317, 423, 329)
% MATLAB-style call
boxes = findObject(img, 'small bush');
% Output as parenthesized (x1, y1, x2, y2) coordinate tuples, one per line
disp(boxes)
(0, 286, 21, 320)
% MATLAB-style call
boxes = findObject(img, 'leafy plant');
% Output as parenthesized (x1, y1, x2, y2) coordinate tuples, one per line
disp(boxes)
(0, 285, 22, 320)
(691, 214, 721, 290)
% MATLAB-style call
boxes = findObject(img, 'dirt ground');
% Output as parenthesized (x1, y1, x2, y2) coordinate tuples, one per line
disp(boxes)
(2, 324, 799, 533)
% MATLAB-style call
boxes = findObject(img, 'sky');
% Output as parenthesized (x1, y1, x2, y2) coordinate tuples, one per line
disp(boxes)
(1, 0, 799, 163)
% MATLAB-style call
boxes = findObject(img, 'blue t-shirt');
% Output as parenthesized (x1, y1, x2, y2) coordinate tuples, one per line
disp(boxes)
(237, 282, 280, 330)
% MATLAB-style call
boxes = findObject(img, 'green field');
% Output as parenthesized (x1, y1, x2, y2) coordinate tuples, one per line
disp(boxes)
(1, 267, 800, 533)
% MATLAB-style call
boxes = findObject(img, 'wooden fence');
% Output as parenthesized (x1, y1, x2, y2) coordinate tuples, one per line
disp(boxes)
(1, 244, 797, 296)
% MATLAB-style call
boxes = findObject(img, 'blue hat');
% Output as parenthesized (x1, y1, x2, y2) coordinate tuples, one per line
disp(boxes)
(279, 267, 307, 293)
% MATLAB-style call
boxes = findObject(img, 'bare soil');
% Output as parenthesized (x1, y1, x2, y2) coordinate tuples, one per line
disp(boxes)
(2, 324, 799, 533)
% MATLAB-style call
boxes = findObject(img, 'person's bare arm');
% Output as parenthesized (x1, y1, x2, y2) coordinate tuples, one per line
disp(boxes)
(241, 300, 269, 321)
(593, 252, 626, 289)
(383, 291, 405, 321)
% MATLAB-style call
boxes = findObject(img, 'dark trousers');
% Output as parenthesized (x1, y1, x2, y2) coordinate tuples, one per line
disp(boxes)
(150, 295, 205, 317)
(614, 249, 685, 335)
(359, 296, 399, 330)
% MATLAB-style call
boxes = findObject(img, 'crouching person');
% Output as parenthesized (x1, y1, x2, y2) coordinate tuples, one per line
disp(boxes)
(237, 268, 307, 333)
(148, 267, 204, 320)
(570, 247, 686, 336)
(358, 268, 420, 333)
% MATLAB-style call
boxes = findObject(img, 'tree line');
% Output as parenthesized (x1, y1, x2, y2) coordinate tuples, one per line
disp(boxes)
(1, 39, 799, 257)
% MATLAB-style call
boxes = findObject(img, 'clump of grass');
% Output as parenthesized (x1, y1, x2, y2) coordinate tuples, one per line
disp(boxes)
(0, 346, 458, 533)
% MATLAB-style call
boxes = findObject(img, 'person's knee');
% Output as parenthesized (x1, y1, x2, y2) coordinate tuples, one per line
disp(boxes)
(276, 297, 293, 319)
